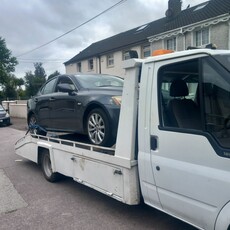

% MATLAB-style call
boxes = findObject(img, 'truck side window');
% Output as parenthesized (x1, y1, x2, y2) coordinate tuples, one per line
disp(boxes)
(202, 57, 230, 148)
(159, 55, 230, 149)
(159, 59, 201, 130)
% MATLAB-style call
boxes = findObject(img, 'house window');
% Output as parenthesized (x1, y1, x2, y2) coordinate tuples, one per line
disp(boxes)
(77, 62, 81, 72)
(123, 51, 130, 60)
(107, 54, 114, 67)
(142, 45, 151, 58)
(195, 28, 209, 47)
(88, 59, 94, 70)
(166, 37, 177, 50)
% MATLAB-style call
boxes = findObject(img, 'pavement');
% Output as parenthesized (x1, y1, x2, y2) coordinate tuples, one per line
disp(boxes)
(0, 168, 27, 214)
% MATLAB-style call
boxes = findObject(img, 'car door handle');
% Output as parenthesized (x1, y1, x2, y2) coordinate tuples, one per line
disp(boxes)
(49, 97, 56, 101)
(151, 135, 158, 150)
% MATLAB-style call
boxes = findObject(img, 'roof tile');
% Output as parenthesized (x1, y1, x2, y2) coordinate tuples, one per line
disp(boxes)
(65, 0, 230, 65)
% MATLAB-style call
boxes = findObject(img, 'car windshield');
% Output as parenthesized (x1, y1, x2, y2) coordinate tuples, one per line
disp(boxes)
(75, 74, 124, 89)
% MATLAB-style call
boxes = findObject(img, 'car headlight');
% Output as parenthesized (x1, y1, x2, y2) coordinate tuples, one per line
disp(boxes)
(111, 96, 122, 106)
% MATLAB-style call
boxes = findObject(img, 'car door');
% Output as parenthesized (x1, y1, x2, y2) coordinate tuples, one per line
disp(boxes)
(148, 56, 230, 230)
(35, 78, 57, 128)
(49, 76, 80, 131)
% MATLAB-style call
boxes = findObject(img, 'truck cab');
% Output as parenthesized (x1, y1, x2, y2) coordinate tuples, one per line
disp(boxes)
(137, 49, 230, 230)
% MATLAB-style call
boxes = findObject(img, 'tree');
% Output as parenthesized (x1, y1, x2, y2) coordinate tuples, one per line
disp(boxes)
(1, 74, 24, 100)
(48, 70, 60, 80)
(34, 62, 46, 79)
(14, 78, 24, 89)
(24, 71, 37, 97)
(24, 63, 46, 97)
(0, 37, 18, 86)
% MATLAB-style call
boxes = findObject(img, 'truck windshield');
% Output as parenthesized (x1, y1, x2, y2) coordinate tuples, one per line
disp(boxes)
(213, 54, 230, 73)
(202, 55, 230, 149)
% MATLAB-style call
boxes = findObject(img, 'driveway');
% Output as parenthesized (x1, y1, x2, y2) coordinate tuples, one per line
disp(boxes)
(10, 117, 27, 131)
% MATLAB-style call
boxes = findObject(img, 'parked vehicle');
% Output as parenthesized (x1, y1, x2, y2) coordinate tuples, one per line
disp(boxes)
(27, 74, 123, 147)
(16, 48, 230, 230)
(0, 104, 10, 126)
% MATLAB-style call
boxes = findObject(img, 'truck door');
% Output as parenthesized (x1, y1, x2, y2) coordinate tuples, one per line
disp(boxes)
(149, 55, 230, 230)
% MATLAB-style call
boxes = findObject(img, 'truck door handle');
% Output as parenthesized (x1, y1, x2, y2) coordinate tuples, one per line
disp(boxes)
(150, 136, 158, 150)
(49, 97, 56, 101)
(113, 169, 122, 175)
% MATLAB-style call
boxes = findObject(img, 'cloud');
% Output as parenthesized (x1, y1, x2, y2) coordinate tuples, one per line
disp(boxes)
(0, 0, 206, 78)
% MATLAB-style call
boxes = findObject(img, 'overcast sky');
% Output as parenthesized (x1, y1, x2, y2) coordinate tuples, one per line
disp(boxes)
(0, 0, 207, 79)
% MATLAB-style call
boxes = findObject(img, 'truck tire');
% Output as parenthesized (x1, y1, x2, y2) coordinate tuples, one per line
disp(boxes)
(87, 108, 114, 147)
(41, 150, 60, 182)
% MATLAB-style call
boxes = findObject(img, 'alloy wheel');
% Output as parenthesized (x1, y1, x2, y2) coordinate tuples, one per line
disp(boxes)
(88, 112, 105, 145)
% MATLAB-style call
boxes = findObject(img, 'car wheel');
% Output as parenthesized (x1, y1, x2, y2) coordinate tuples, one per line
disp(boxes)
(87, 108, 113, 147)
(28, 114, 46, 136)
(28, 114, 37, 133)
(41, 150, 60, 182)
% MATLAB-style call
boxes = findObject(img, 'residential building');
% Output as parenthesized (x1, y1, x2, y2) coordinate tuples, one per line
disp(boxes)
(65, 0, 230, 78)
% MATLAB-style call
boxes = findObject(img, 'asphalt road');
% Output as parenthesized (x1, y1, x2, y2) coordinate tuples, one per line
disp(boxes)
(0, 118, 196, 230)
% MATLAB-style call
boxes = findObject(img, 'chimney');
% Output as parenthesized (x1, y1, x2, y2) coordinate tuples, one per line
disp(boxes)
(166, 0, 182, 18)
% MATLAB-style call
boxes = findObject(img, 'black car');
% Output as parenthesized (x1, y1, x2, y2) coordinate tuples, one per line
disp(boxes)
(0, 105, 10, 126)
(27, 73, 123, 147)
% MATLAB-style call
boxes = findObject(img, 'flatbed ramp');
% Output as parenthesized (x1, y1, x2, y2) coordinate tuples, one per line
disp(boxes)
(15, 134, 140, 205)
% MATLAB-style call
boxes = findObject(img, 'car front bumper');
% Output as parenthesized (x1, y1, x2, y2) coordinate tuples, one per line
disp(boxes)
(0, 117, 10, 126)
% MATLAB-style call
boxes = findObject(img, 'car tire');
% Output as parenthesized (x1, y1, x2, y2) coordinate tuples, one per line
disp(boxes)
(41, 150, 61, 182)
(28, 114, 46, 136)
(87, 108, 114, 147)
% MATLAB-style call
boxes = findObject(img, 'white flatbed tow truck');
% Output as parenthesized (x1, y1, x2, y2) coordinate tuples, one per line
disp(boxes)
(15, 48, 230, 230)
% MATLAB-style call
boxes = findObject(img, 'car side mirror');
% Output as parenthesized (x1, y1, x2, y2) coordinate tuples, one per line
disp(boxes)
(57, 83, 76, 94)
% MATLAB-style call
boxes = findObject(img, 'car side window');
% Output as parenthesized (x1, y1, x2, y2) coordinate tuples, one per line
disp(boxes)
(41, 78, 56, 95)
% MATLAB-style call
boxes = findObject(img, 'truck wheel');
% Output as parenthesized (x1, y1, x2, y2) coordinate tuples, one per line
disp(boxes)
(41, 150, 60, 182)
(87, 108, 113, 147)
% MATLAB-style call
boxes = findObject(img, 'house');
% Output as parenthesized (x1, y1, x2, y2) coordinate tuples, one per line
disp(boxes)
(64, 0, 230, 78)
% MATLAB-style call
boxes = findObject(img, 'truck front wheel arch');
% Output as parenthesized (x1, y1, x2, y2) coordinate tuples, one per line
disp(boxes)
(215, 201, 230, 230)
